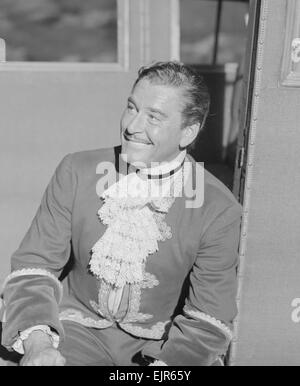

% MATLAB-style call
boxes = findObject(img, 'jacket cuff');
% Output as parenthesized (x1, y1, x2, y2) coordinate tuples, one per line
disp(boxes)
(1, 268, 63, 303)
(149, 360, 168, 366)
(12, 325, 60, 354)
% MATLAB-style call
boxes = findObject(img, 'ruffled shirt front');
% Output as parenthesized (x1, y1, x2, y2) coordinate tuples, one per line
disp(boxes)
(89, 150, 188, 316)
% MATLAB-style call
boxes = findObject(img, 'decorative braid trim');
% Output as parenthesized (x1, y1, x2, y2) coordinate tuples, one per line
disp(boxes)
(149, 360, 168, 366)
(1, 268, 63, 303)
(121, 283, 153, 323)
(119, 321, 168, 340)
(184, 308, 233, 341)
(59, 309, 114, 329)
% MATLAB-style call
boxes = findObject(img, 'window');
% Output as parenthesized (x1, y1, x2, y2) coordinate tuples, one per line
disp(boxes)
(180, 0, 249, 65)
(0, 0, 117, 62)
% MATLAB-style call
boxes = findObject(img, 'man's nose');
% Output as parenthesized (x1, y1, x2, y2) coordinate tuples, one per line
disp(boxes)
(126, 113, 144, 134)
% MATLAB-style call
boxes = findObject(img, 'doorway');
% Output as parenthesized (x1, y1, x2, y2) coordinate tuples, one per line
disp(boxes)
(180, 0, 260, 200)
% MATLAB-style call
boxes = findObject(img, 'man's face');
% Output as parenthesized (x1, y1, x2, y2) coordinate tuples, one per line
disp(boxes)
(120, 78, 187, 167)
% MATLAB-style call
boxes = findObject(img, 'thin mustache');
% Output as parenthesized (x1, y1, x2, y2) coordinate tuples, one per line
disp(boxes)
(123, 131, 152, 144)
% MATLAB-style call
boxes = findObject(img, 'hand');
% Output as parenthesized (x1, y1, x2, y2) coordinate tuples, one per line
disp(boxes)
(20, 330, 66, 366)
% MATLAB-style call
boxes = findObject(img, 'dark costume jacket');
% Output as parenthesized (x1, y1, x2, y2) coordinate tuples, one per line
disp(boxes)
(1, 147, 242, 366)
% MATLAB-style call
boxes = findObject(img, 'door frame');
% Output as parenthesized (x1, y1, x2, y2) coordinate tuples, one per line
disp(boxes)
(229, 0, 269, 365)
(232, 0, 262, 204)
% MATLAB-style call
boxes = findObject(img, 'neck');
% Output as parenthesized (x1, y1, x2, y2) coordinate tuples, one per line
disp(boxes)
(137, 150, 187, 179)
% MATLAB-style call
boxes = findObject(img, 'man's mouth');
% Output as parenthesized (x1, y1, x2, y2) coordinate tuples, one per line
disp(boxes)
(123, 132, 152, 145)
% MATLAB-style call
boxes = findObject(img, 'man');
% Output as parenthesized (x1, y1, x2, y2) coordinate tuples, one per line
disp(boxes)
(1, 61, 242, 366)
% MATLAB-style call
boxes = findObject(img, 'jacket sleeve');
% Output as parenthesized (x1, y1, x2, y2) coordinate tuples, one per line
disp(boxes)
(1, 154, 75, 350)
(152, 203, 242, 366)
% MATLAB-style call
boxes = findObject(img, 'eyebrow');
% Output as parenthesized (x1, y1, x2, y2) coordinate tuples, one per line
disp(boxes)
(127, 96, 137, 107)
(148, 107, 168, 118)
(127, 96, 168, 118)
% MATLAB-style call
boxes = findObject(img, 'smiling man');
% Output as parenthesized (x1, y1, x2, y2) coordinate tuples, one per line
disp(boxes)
(121, 77, 192, 166)
(1, 61, 242, 366)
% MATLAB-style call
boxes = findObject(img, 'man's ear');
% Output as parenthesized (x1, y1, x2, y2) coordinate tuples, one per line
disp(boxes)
(180, 123, 200, 148)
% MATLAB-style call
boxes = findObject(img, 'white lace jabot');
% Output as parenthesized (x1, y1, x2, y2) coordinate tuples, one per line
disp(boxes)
(89, 151, 188, 288)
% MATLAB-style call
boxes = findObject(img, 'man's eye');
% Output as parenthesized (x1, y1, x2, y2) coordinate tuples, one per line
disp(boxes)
(127, 104, 136, 112)
(149, 114, 159, 123)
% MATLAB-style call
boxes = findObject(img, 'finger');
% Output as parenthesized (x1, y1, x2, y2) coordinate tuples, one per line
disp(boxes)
(33, 358, 45, 366)
(29, 356, 52, 366)
(22, 359, 38, 366)
(20, 356, 30, 366)
(55, 355, 66, 366)
(20, 355, 42, 366)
